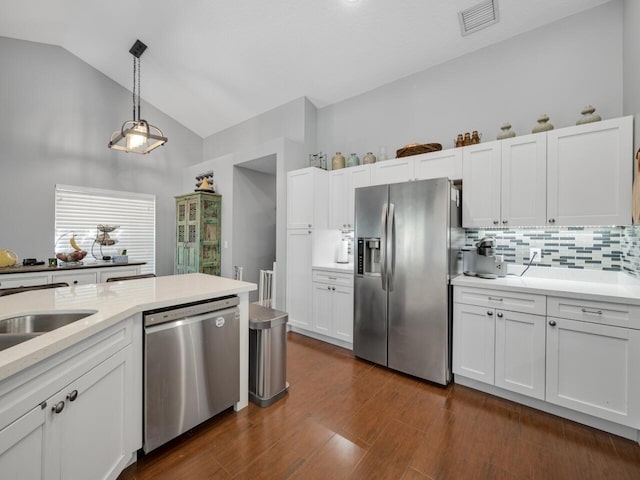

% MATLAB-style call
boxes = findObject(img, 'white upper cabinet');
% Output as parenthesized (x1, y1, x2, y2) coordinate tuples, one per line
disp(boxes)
(414, 148, 463, 181)
(501, 133, 547, 227)
(370, 157, 414, 185)
(329, 165, 371, 230)
(462, 141, 502, 228)
(370, 150, 463, 186)
(287, 167, 328, 229)
(546, 116, 633, 226)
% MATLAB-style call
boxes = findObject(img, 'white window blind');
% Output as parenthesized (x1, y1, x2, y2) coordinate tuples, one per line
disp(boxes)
(55, 185, 156, 274)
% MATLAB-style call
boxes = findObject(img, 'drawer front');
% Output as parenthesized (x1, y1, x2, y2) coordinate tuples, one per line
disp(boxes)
(0, 275, 49, 289)
(312, 270, 353, 287)
(547, 296, 640, 330)
(52, 271, 98, 286)
(454, 286, 546, 315)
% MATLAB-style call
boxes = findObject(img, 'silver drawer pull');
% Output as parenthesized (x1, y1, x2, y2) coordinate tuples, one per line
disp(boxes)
(581, 308, 603, 315)
(328, 277, 337, 280)
(488, 297, 503, 302)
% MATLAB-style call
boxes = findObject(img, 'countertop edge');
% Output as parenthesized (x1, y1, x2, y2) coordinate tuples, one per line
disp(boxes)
(0, 274, 256, 382)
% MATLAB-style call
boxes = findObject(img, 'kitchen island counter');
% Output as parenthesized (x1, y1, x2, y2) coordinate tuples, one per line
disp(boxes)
(0, 273, 256, 387)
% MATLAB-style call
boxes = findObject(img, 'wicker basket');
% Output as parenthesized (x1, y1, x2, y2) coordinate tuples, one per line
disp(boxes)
(395, 143, 442, 158)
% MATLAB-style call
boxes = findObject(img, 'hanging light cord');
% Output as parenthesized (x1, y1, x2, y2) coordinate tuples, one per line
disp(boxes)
(131, 56, 142, 122)
(137, 55, 141, 121)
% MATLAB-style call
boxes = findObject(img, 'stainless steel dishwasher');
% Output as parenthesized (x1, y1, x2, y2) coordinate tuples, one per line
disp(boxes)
(143, 295, 239, 453)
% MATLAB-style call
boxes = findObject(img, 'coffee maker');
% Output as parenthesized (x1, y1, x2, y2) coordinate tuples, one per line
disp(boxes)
(462, 237, 506, 278)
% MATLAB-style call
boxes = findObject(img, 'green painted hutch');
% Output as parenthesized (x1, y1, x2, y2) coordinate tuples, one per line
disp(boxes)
(174, 191, 221, 275)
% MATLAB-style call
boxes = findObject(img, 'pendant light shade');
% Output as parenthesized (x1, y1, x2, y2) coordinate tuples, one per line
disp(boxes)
(108, 40, 167, 154)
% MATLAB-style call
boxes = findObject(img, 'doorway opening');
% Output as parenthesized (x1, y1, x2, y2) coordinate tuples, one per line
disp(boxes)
(232, 154, 277, 304)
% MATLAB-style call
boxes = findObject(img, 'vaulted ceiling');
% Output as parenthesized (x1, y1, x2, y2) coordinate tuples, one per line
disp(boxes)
(1, 0, 611, 138)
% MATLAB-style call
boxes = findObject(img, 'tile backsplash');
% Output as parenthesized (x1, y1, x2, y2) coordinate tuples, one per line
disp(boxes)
(465, 226, 640, 277)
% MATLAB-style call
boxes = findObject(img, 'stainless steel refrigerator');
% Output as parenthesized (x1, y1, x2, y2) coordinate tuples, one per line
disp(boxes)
(353, 177, 463, 385)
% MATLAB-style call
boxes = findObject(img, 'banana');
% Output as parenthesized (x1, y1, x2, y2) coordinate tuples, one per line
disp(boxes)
(70, 235, 81, 251)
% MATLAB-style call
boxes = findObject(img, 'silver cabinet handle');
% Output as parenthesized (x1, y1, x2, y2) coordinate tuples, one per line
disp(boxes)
(327, 286, 331, 290)
(52, 401, 65, 414)
(487, 311, 493, 316)
(502, 220, 508, 224)
(66, 390, 78, 402)
(328, 277, 337, 280)
(496, 312, 503, 318)
(332, 287, 336, 291)
(493, 220, 499, 225)
(548, 218, 556, 223)
(488, 297, 503, 302)
(308, 224, 312, 228)
(581, 308, 603, 315)
(549, 320, 557, 326)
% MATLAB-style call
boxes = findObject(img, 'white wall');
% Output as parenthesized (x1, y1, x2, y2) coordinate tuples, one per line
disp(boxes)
(185, 138, 307, 310)
(232, 164, 277, 302)
(0, 37, 202, 276)
(202, 96, 317, 161)
(317, 1, 624, 159)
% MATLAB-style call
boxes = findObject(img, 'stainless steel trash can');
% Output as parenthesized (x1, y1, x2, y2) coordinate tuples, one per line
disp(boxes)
(249, 303, 289, 407)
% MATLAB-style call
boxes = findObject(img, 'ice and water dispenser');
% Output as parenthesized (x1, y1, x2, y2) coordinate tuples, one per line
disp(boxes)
(357, 237, 382, 276)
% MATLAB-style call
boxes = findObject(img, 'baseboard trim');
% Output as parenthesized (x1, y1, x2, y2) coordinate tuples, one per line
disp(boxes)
(455, 375, 640, 443)
(288, 325, 353, 351)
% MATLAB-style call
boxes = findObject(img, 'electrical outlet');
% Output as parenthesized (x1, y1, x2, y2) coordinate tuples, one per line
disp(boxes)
(530, 248, 542, 263)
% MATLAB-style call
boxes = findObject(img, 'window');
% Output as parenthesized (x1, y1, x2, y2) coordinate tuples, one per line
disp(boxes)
(55, 185, 156, 274)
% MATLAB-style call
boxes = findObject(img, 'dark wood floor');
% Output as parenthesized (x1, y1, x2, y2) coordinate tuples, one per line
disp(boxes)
(119, 332, 640, 480)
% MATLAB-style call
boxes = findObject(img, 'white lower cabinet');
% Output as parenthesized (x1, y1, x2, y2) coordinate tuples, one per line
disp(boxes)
(546, 316, 640, 427)
(495, 309, 546, 400)
(311, 269, 354, 344)
(0, 318, 139, 480)
(286, 229, 313, 329)
(454, 286, 640, 431)
(52, 271, 98, 286)
(452, 303, 495, 384)
(0, 265, 142, 289)
(0, 405, 46, 479)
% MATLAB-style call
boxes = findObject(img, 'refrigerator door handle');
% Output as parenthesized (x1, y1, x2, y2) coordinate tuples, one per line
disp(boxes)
(380, 203, 388, 291)
(387, 202, 396, 291)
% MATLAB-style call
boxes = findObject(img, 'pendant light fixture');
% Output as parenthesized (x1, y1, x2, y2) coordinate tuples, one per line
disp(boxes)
(108, 39, 167, 154)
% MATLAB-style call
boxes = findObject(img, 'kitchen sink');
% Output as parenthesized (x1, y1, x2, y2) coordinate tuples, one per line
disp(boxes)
(0, 311, 97, 335)
(0, 311, 97, 352)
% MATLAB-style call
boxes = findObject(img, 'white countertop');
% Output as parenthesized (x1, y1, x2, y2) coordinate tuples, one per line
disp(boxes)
(451, 266, 640, 306)
(0, 273, 256, 382)
(312, 263, 354, 273)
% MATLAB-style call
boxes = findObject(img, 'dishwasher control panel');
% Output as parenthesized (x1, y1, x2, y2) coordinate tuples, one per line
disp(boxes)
(143, 295, 239, 327)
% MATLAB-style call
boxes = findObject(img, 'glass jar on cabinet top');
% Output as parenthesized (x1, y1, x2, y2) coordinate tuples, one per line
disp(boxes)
(346, 153, 360, 167)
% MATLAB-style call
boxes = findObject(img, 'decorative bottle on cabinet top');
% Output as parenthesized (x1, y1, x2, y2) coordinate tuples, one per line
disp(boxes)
(362, 152, 377, 164)
(332, 152, 345, 170)
(346, 153, 360, 168)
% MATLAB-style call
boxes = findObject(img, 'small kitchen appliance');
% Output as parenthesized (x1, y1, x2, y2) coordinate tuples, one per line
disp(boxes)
(463, 237, 506, 278)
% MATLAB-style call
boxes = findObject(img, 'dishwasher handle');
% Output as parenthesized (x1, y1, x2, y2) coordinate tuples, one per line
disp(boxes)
(144, 307, 239, 334)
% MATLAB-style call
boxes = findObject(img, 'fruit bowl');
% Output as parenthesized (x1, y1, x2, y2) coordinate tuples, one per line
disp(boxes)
(56, 251, 87, 263)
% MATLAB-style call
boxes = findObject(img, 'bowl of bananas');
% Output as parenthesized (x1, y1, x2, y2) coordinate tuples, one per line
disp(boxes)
(55, 234, 87, 264)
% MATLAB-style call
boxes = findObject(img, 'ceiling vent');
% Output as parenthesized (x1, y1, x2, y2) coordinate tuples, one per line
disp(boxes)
(458, 0, 499, 36)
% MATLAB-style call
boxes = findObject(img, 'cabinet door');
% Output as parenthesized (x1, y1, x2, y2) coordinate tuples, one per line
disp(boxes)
(370, 158, 414, 186)
(453, 303, 495, 384)
(333, 286, 354, 343)
(312, 283, 333, 335)
(0, 274, 49, 289)
(48, 347, 132, 480)
(414, 149, 463, 181)
(347, 165, 371, 228)
(494, 310, 545, 400)
(286, 230, 313, 329)
(546, 317, 640, 427)
(546, 116, 633, 226)
(51, 271, 97, 286)
(329, 169, 349, 230)
(462, 141, 501, 228)
(501, 133, 547, 227)
(287, 169, 315, 229)
(98, 267, 140, 283)
(0, 406, 46, 480)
